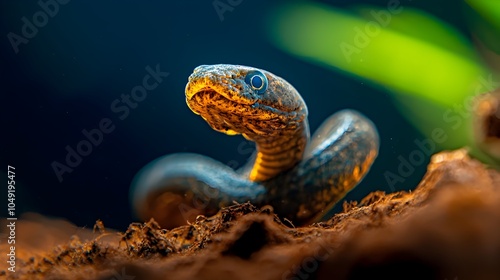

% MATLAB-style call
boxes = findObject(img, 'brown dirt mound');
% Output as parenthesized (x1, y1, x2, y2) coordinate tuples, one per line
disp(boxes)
(2, 149, 500, 280)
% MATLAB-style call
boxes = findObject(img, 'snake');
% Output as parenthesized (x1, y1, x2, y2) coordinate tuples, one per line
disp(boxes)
(130, 64, 379, 228)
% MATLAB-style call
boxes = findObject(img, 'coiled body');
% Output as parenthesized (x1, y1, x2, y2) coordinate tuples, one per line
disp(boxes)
(131, 65, 379, 228)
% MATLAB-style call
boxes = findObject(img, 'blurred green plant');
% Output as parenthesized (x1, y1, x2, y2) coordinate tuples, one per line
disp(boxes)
(266, 1, 500, 164)
(465, 0, 500, 54)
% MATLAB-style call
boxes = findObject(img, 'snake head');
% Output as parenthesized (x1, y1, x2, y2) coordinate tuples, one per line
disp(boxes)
(185, 64, 308, 139)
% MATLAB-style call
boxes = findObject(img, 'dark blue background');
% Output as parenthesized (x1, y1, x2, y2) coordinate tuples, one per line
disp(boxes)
(1, 0, 468, 230)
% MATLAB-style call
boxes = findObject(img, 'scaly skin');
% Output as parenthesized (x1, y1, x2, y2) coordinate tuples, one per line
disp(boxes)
(130, 64, 379, 228)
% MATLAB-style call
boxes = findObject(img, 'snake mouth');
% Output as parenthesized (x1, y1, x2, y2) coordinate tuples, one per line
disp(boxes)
(186, 88, 292, 136)
(187, 87, 282, 120)
(193, 88, 234, 103)
(188, 88, 245, 114)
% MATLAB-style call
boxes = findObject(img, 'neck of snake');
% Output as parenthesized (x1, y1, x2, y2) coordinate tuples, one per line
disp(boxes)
(248, 121, 309, 182)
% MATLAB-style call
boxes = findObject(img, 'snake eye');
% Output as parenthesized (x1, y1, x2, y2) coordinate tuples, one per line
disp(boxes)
(245, 70, 268, 94)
